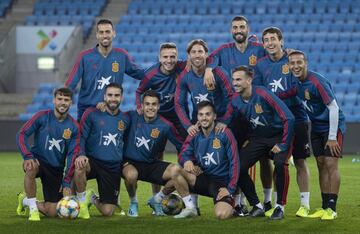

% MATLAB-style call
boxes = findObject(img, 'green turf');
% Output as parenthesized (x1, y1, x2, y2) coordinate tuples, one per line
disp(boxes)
(0, 152, 359, 233)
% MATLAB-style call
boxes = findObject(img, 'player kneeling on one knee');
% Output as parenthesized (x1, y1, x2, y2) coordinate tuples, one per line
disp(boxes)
(74, 83, 130, 218)
(16, 88, 79, 221)
(121, 90, 196, 217)
(176, 101, 239, 220)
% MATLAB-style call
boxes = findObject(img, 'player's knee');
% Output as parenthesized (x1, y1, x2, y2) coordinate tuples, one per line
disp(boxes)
(123, 168, 138, 183)
(215, 209, 231, 220)
(25, 166, 38, 177)
(294, 159, 307, 170)
(169, 164, 181, 178)
(43, 203, 58, 217)
(47, 209, 58, 218)
(101, 207, 115, 217)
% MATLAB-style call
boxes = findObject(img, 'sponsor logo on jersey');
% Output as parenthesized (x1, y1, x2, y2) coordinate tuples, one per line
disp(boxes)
(212, 138, 221, 149)
(150, 128, 160, 138)
(97, 76, 112, 90)
(62, 128, 72, 139)
(103, 133, 118, 146)
(48, 138, 63, 151)
(249, 55, 257, 66)
(136, 136, 151, 150)
(202, 152, 218, 166)
(194, 93, 209, 104)
(269, 78, 285, 92)
(112, 61, 119, 72)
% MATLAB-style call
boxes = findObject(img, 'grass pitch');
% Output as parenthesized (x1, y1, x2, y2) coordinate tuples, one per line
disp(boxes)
(0, 152, 359, 233)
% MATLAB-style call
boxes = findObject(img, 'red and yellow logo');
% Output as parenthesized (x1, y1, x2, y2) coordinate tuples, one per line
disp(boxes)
(249, 55, 257, 66)
(282, 64, 289, 74)
(112, 61, 119, 72)
(213, 138, 221, 149)
(62, 128, 72, 139)
(118, 120, 125, 131)
(255, 104, 263, 114)
(150, 128, 160, 138)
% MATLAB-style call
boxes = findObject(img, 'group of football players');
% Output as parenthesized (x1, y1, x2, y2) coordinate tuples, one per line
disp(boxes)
(16, 16, 344, 221)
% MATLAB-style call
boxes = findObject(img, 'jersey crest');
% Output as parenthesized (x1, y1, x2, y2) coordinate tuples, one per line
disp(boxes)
(118, 120, 125, 131)
(212, 138, 221, 149)
(62, 128, 72, 139)
(255, 104, 263, 114)
(282, 64, 289, 74)
(112, 61, 119, 72)
(249, 55, 257, 66)
(150, 128, 160, 138)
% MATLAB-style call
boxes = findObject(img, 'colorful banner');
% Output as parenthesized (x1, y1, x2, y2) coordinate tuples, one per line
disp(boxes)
(16, 26, 76, 54)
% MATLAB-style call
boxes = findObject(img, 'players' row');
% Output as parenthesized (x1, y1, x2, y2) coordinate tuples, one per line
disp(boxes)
(16, 17, 344, 221)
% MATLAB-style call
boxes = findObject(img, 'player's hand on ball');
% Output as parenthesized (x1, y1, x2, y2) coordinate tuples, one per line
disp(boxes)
(62, 187, 72, 197)
(75, 155, 88, 169)
(216, 187, 230, 201)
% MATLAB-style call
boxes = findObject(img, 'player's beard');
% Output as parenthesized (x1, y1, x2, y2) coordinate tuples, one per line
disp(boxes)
(55, 105, 69, 116)
(100, 38, 112, 48)
(200, 119, 214, 130)
(190, 57, 206, 69)
(106, 101, 120, 111)
(232, 32, 247, 44)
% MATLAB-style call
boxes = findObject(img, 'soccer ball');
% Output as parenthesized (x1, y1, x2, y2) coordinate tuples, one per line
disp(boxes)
(161, 193, 184, 215)
(56, 196, 80, 219)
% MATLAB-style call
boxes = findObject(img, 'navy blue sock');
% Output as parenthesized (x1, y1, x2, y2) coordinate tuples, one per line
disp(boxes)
(328, 194, 338, 211)
(321, 193, 329, 209)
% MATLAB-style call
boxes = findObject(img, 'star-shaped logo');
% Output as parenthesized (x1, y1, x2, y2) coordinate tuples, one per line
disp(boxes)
(48, 138, 63, 151)
(97, 76, 112, 90)
(164, 93, 174, 103)
(194, 93, 209, 104)
(250, 116, 265, 127)
(302, 100, 313, 113)
(103, 133, 118, 146)
(269, 78, 285, 92)
(202, 152, 217, 166)
(136, 136, 151, 151)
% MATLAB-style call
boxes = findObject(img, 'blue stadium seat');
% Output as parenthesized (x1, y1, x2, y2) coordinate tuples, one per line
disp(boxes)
(18, 113, 34, 121)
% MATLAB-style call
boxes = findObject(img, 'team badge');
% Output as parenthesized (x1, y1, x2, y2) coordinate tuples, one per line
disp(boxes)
(150, 128, 160, 138)
(282, 64, 289, 74)
(112, 61, 119, 72)
(304, 89, 311, 100)
(213, 138, 221, 149)
(255, 104, 263, 114)
(207, 84, 215, 91)
(118, 120, 125, 131)
(62, 128, 72, 139)
(249, 55, 257, 66)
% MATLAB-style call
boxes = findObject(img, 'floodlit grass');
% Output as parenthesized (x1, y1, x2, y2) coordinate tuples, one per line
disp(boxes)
(0, 152, 359, 233)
